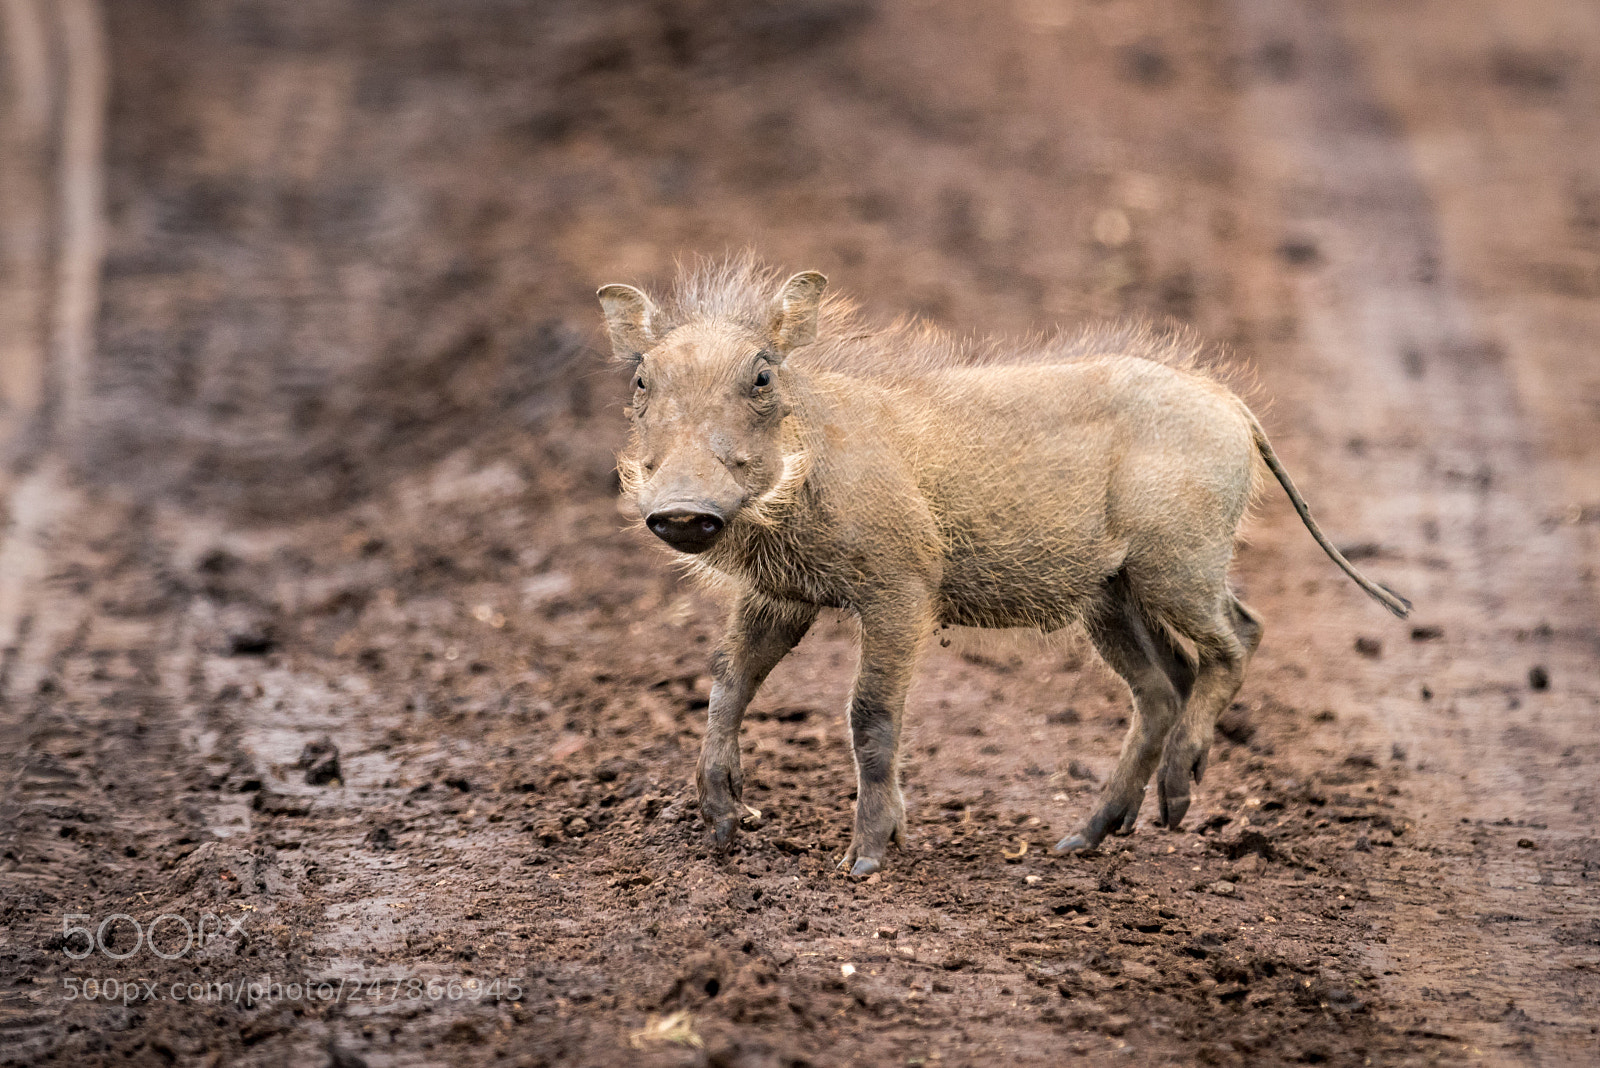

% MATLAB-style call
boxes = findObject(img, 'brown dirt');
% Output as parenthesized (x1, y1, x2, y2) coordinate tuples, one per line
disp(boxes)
(2, 1, 1597, 1065)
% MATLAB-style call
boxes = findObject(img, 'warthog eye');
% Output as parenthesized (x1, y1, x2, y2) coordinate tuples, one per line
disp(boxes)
(633, 374, 645, 392)
(753, 369, 772, 389)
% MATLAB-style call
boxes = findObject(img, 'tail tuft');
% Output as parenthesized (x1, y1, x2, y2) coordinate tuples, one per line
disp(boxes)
(1377, 585, 1412, 619)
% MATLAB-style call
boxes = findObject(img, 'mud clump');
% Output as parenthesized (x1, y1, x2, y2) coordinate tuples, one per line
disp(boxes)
(1221, 829, 1277, 862)
(171, 842, 295, 903)
(1217, 703, 1256, 745)
(223, 612, 277, 656)
(297, 736, 342, 785)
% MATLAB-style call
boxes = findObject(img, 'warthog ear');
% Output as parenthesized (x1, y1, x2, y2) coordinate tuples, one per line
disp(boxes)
(767, 271, 828, 357)
(596, 283, 658, 363)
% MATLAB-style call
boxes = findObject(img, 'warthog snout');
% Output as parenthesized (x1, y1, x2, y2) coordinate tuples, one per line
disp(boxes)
(645, 506, 726, 553)
(635, 444, 745, 552)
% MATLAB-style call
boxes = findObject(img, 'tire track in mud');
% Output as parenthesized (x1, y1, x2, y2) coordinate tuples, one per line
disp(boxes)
(48, 0, 105, 443)
(0, 1, 122, 1058)
(0, 0, 100, 746)
(1232, 0, 1600, 1057)
(0, 0, 52, 476)
(0, 0, 104, 673)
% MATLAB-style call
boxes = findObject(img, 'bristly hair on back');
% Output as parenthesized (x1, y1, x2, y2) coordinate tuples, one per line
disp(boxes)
(649, 253, 1250, 393)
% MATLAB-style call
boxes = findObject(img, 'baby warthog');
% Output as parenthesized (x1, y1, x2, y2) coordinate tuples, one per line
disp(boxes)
(599, 259, 1409, 876)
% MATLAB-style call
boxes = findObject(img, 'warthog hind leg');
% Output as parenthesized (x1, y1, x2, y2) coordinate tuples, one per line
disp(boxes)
(1055, 575, 1195, 854)
(1155, 595, 1261, 829)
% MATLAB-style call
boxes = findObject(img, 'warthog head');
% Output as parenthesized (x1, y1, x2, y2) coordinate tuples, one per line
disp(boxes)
(598, 270, 826, 554)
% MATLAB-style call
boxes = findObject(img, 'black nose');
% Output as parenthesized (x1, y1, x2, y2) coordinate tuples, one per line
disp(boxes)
(645, 508, 726, 553)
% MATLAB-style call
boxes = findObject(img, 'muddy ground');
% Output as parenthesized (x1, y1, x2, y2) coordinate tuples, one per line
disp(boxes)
(1, 1, 1598, 1065)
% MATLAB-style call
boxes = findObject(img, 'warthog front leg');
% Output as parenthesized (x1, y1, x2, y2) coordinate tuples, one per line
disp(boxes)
(841, 593, 931, 876)
(1056, 582, 1195, 854)
(696, 595, 817, 852)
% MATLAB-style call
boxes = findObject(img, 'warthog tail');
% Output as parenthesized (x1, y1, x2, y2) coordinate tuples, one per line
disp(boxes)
(1247, 412, 1412, 618)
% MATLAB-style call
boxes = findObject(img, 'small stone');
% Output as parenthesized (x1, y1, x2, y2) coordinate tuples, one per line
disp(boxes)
(1516, 838, 1537, 849)
(1100, 1013, 1134, 1036)
(1206, 880, 1237, 897)
(564, 817, 590, 838)
(1354, 836, 1371, 852)
(1528, 665, 1550, 691)
(875, 926, 898, 940)
(1024, 874, 1042, 885)
(1066, 760, 1098, 782)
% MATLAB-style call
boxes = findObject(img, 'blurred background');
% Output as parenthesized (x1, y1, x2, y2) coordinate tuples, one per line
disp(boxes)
(88, 0, 1249, 512)
(2, 1, 1598, 1065)
(8, 0, 1598, 512)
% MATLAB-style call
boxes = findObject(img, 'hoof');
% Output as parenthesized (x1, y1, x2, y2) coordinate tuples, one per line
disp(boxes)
(1157, 789, 1191, 830)
(1158, 746, 1207, 829)
(1052, 833, 1092, 854)
(1058, 795, 1140, 855)
(710, 817, 738, 852)
(848, 857, 881, 877)
(1158, 762, 1202, 829)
